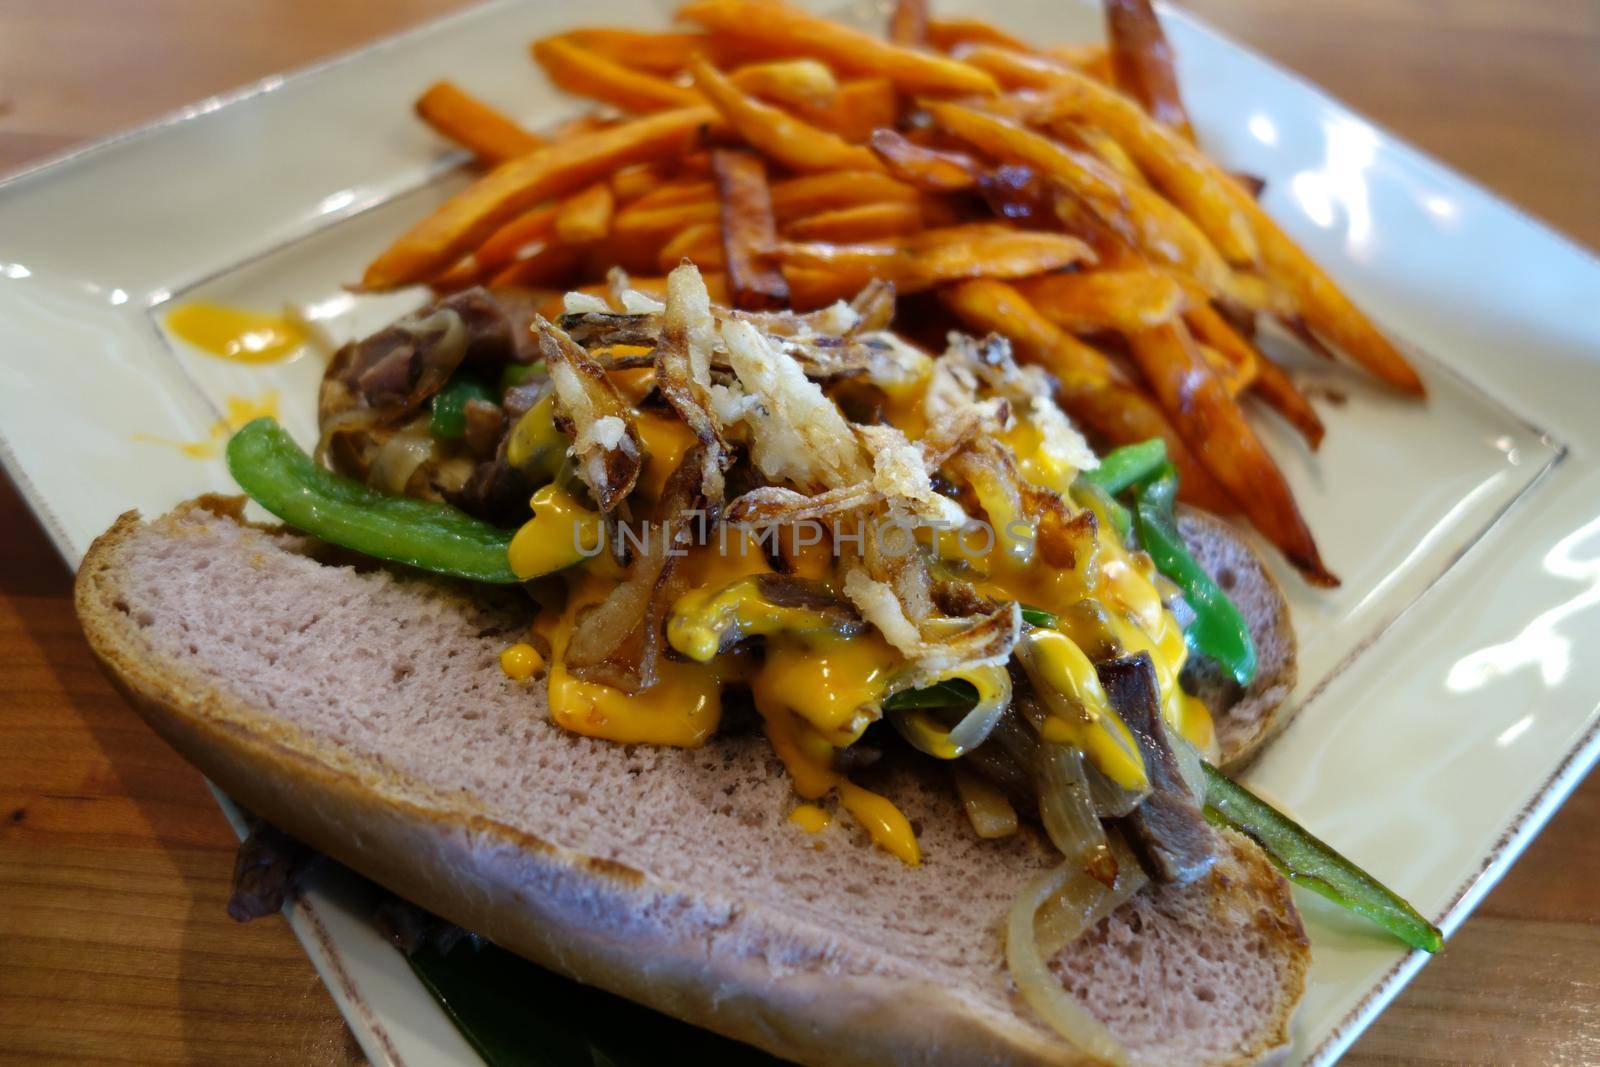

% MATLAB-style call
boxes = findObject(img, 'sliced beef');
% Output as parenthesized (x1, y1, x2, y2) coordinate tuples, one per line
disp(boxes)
(227, 820, 321, 923)
(1099, 653, 1218, 884)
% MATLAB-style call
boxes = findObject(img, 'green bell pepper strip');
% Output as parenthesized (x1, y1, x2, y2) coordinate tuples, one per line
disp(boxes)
(226, 418, 521, 584)
(1069, 478, 1132, 542)
(1131, 461, 1257, 687)
(1202, 763, 1443, 952)
(1080, 438, 1168, 496)
(429, 374, 496, 439)
(882, 679, 979, 712)
(498, 359, 546, 395)
(1020, 604, 1058, 628)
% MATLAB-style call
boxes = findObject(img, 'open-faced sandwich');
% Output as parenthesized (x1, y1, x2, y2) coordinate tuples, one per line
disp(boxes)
(78, 262, 1436, 1067)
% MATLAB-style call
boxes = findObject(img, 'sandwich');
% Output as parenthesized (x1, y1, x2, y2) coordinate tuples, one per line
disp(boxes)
(77, 263, 1436, 1066)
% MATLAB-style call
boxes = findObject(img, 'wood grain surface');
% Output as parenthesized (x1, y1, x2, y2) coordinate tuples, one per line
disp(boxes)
(1, 2, 1596, 1064)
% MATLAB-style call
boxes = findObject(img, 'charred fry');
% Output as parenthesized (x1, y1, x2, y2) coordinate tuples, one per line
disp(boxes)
(712, 148, 790, 309)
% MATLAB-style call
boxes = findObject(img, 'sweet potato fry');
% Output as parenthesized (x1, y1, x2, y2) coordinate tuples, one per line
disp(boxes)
(1197, 342, 1253, 397)
(869, 129, 980, 192)
(363, 106, 718, 289)
(555, 29, 726, 74)
(888, 0, 928, 47)
(657, 221, 725, 271)
(923, 101, 1232, 293)
(1045, 44, 1114, 82)
(941, 278, 1234, 512)
(414, 81, 542, 165)
(774, 266, 849, 309)
(1104, 0, 1195, 142)
(942, 278, 1124, 384)
(555, 182, 616, 244)
(1014, 270, 1188, 333)
(610, 162, 669, 203)
(489, 241, 581, 289)
(769, 170, 919, 219)
(1025, 67, 1417, 389)
(953, 44, 1068, 90)
(691, 58, 883, 174)
(776, 223, 1093, 293)
(613, 197, 722, 245)
(1126, 321, 1335, 584)
(429, 254, 485, 292)
(730, 60, 839, 110)
(1185, 305, 1258, 397)
(787, 79, 898, 144)
(925, 17, 1032, 54)
(1186, 304, 1324, 448)
(969, 52, 1259, 268)
(628, 179, 717, 211)
(1054, 121, 1146, 187)
(784, 201, 923, 241)
(712, 149, 789, 310)
(1249, 349, 1327, 450)
(532, 37, 704, 113)
(460, 203, 561, 279)
(678, 0, 999, 95)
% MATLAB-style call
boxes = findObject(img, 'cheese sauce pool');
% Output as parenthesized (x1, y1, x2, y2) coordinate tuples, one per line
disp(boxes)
(166, 303, 306, 364)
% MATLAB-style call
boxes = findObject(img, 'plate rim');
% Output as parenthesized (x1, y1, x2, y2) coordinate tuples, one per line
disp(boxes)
(4, 2, 1598, 1065)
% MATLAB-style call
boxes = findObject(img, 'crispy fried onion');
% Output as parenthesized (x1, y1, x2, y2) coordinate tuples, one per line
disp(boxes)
(723, 424, 965, 532)
(948, 435, 1099, 572)
(558, 308, 928, 385)
(564, 444, 708, 692)
(718, 316, 870, 490)
(535, 316, 642, 512)
(656, 263, 730, 505)
(842, 565, 1020, 674)
(942, 331, 1098, 472)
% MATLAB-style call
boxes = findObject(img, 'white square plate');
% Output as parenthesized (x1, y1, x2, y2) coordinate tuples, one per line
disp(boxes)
(4, 0, 1598, 1063)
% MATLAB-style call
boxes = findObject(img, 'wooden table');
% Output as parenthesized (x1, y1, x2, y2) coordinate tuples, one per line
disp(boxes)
(1, 2, 1596, 1063)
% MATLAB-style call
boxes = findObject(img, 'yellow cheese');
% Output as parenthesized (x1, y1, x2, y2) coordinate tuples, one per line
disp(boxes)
(788, 804, 832, 834)
(752, 656, 919, 865)
(499, 642, 544, 682)
(634, 410, 698, 501)
(757, 632, 899, 746)
(534, 575, 725, 748)
(507, 485, 601, 580)
(166, 303, 305, 364)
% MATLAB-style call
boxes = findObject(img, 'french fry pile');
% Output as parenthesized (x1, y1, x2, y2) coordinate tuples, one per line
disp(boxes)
(364, 0, 1427, 587)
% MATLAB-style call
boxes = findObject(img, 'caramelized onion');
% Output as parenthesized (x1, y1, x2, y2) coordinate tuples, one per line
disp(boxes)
(1006, 861, 1134, 1067)
(952, 765, 1018, 839)
(367, 421, 437, 496)
(1033, 835, 1148, 956)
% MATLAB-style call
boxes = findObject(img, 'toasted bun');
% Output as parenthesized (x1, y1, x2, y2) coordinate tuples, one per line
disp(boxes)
(1177, 508, 1298, 768)
(76, 499, 1308, 1067)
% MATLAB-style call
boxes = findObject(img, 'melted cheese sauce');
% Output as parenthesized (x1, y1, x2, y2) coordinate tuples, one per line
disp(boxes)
(534, 573, 727, 748)
(753, 667, 920, 866)
(167, 303, 306, 364)
(499, 642, 544, 682)
(513, 363, 1217, 866)
(135, 392, 280, 459)
(788, 803, 832, 833)
(758, 632, 900, 746)
(507, 485, 601, 579)
(634, 411, 698, 501)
